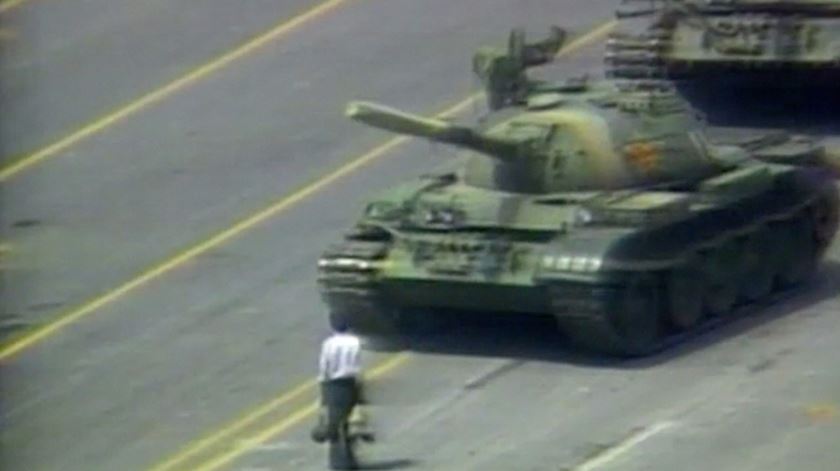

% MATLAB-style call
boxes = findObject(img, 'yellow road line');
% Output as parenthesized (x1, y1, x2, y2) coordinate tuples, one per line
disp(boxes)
(805, 403, 838, 423)
(0, 27, 17, 41)
(149, 353, 409, 471)
(152, 20, 617, 471)
(191, 354, 411, 471)
(147, 379, 317, 471)
(0, 18, 616, 361)
(0, 0, 349, 181)
(0, 0, 27, 15)
(0, 135, 408, 360)
(574, 422, 675, 471)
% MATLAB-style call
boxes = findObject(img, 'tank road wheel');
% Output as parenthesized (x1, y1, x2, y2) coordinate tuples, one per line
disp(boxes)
(775, 215, 817, 288)
(609, 276, 662, 356)
(737, 228, 775, 303)
(556, 277, 662, 357)
(666, 256, 705, 331)
(810, 190, 839, 255)
(700, 242, 742, 317)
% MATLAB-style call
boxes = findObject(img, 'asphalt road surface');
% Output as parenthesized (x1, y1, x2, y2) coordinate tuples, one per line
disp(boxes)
(2, 0, 839, 470)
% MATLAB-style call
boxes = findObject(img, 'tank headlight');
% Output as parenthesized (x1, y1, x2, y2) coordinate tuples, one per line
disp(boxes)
(423, 209, 441, 223)
(573, 208, 593, 225)
(365, 202, 399, 220)
(365, 203, 384, 218)
(423, 208, 457, 225)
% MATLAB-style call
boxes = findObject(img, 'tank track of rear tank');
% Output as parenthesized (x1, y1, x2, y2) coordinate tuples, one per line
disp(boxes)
(320, 182, 839, 357)
(604, 27, 671, 80)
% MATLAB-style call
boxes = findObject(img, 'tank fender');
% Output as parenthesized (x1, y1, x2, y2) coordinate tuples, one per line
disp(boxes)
(535, 229, 673, 283)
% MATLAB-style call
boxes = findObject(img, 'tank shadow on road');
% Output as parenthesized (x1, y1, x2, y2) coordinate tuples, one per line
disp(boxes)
(681, 83, 840, 133)
(371, 260, 840, 369)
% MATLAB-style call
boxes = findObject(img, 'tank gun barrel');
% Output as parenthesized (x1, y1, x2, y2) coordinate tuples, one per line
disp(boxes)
(346, 101, 526, 161)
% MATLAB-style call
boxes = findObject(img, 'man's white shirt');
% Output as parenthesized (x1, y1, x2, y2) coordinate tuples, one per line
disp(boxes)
(318, 332, 362, 381)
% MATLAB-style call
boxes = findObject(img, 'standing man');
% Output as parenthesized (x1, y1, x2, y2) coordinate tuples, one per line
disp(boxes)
(312, 321, 372, 470)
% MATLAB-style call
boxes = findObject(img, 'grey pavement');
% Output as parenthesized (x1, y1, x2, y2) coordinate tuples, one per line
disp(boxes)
(235, 244, 840, 471)
(2, 0, 615, 469)
(0, 0, 330, 160)
(3, 0, 840, 470)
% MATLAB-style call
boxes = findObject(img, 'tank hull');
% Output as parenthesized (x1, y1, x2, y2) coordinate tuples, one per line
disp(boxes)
(607, 2, 840, 125)
(318, 167, 839, 356)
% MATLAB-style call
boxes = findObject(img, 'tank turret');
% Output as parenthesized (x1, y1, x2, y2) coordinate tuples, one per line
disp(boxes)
(346, 82, 726, 194)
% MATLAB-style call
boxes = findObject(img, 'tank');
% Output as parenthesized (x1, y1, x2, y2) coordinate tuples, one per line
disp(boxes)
(606, 0, 840, 124)
(317, 29, 840, 356)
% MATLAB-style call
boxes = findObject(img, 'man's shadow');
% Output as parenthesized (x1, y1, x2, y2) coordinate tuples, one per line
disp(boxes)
(369, 259, 840, 368)
(355, 458, 418, 470)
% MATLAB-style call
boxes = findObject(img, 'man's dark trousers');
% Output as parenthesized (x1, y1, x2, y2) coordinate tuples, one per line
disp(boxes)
(321, 377, 361, 470)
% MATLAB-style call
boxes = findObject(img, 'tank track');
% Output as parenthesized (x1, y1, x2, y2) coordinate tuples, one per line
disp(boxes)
(549, 284, 655, 357)
(318, 239, 398, 336)
(605, 29, 672, 80)
(322, 289, 397, 336)
(322, 286, 444, 339)
(549, 194, 837, 357)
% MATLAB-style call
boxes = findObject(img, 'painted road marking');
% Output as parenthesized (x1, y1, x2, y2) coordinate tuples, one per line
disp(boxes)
(149, 353, 411, 471)
(0, 27, 17, 41)
(148, 21, 618, 471)
(0, 243, 13, 270)
(0, 0, 349, 181)
(146, 380, 316, 471)
(575, 421, 675, 471)
(805, 403, 838, 423)
(0, 19, 617, 360)
(0, 134, 406, 360)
